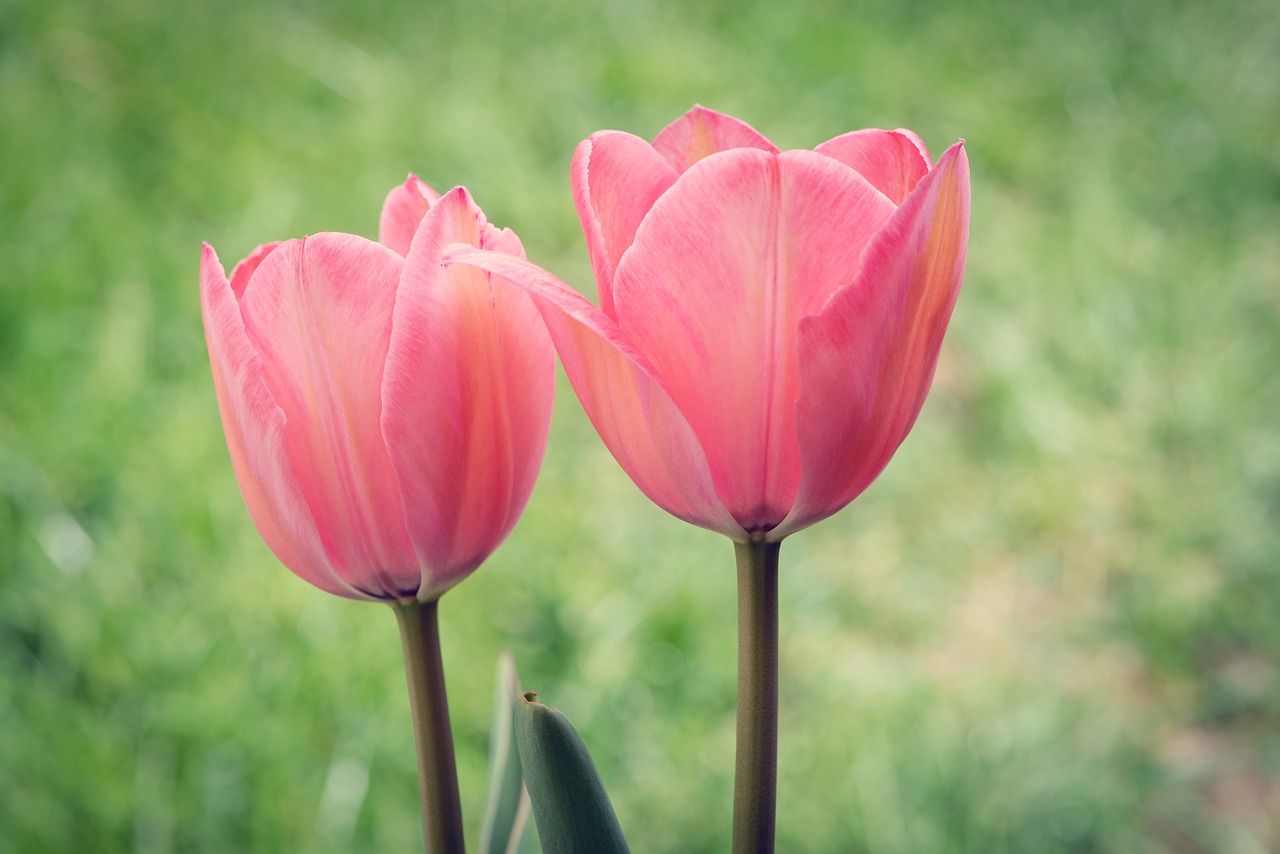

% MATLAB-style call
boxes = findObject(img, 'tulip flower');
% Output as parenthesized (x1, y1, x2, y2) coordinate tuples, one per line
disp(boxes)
(201, 180, 555, 853)
(446, 106, 970, 853)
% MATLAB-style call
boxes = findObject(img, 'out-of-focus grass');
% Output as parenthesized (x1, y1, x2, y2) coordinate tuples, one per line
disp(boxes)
(2, 0, 1277, 850)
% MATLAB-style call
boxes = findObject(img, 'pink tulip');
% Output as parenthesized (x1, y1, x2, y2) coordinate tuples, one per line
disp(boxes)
(201, 179, 555, 601)
(447, 106, 970, 542)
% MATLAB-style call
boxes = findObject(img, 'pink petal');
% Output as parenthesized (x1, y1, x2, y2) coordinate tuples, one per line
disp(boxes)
(382, 188, 556, 599)
(443, 247, 744, 540)
(379, 174, 443, 256)
(781, 141, 970, 538)
(237, 233, 419, 597)
(651, 105, 780, 173)
(610, 148, 897, 533)
(571, 131, 678, 319)
(200, 243, 368, 600)
(228, 242, 281, 300)
(815, 129, 932, 205)
(480, 222, 526, 259)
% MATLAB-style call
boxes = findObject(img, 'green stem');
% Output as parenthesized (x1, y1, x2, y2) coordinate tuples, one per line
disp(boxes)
(393, 599, 466, 854)
(733, 538, 780, 854)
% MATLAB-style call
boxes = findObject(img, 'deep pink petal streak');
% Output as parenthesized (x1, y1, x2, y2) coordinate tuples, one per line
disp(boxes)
(782, 142, 970, 537)
(611, 148, 897, 532)
(237, 233, 418, 596)
(382, 189, 555, 599)
(444, 247, 745, 540)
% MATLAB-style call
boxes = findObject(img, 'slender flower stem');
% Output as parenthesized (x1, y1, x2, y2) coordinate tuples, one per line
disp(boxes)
(733, 538, 781, 854)
(393, 599, 466, 854)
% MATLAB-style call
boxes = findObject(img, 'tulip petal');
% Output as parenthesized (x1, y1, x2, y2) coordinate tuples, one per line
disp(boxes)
(611, 148, 896, 532)
(383, 188, 556, 599)
(238, 233, 418, 597)
(572, 132, 678, 319)
(815, 129, 932, 205)
(200, 243, 367, 599)
(651, 105, 779, 172)
(781, 142, 970, 538)
(379, 174, 442, 256)
(443, 247, 744, 540)
(228, 242, 280, 300)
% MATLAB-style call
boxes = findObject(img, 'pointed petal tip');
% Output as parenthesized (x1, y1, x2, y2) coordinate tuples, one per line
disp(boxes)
(941, 138, 968, 160)
(200, 242, 230, 283)
(381, 176, 443, 255)
(681, 103, 720, 121)
(200, 243, 221, 276)
(936, 141, 971, 185)
(404, 173, 442, 197)
(440, 184, 471, 202)
(652, 105, 779, 171)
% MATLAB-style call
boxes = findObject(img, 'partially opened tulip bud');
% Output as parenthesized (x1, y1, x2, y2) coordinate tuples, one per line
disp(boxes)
(202, 178, 552, 603)
(201, 180, 554, 853)
(446, 106, 970, 853)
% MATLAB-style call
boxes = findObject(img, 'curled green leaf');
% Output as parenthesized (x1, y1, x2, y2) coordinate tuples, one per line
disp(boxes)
(514, 691, 629, 854)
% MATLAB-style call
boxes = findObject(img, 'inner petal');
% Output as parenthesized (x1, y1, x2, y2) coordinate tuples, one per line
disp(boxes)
(651, 105, 780, 173)
(814, 129, 931, 205)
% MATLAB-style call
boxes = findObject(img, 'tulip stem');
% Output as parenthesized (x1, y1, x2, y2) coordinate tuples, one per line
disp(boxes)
(733, 538, 780, 854)
(394, 599, 466, 854)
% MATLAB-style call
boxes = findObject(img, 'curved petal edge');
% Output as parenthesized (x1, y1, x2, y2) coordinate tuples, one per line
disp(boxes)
(200, 243, 370, 599)
(385, 188, 556, 599)
(780, 141, 970, 538)
(444, 247, 746, 540)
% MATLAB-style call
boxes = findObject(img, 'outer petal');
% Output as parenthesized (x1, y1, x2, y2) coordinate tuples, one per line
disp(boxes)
(571, 132, 678, 319)
(815, 129, 932, 205)
(379, 174, 443, 256)
(200, 243, 367, 599)
(780, 141, 970, 538)
(651, 105, 779, 172)
(382, 188, 556, 600)
(443, 247, 744, 540)
(238, 233, 419, 597)
(611, 148, 897, 532)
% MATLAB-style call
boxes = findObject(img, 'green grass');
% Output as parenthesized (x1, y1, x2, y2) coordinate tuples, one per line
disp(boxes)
(2, 0, 1278, 850)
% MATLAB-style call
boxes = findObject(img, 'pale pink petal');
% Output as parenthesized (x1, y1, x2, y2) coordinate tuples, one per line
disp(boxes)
(651, 105, 779, 172)
(379, 174, 443, 256)
(780, 142, 970, 538)
(382, 188, 555, 599)
(571, 132, 678, 318)
(228, 242, 280, 300)
(611, 148, 896, 533)
(237, 233, 418, 597)
(444, 247, 744, 540)
(482, 223, 526, 259)
(200, 243, 368, 600)
(815, 129, 932, 205)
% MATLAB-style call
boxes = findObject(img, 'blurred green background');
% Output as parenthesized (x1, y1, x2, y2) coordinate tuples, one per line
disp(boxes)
(2, 0, 1278, 850)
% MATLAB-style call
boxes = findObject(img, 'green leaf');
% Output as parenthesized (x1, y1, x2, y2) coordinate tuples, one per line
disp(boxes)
(514, 691, 630, 854)
(479, 653, 538, 854)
